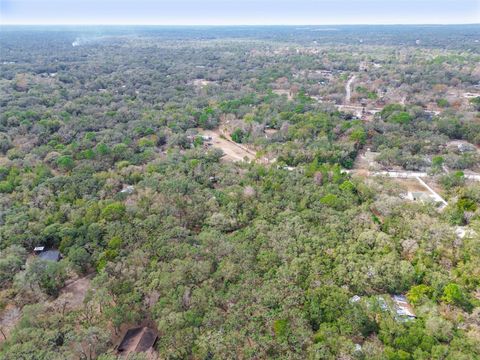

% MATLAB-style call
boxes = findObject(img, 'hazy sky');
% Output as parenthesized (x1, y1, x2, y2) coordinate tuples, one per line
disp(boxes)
(1, 0, 479, 25)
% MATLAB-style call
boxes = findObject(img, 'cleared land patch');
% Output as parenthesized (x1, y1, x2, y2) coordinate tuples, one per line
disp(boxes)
(201, 129, 256, 162)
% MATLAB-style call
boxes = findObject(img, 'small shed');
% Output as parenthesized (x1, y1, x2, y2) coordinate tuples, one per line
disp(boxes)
(118, 327, 158, 354)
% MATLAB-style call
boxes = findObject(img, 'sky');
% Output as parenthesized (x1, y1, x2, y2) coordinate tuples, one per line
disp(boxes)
(1, 0, 479, 25)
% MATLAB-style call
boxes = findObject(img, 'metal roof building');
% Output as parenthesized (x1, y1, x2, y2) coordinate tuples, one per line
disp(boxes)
(38, 250, 61, 262)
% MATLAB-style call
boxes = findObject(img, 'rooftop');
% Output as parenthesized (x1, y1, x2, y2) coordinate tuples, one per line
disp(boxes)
(392, 294, 416, 320)
(118, 327, 158, 354)
(38, 250, 61, 262)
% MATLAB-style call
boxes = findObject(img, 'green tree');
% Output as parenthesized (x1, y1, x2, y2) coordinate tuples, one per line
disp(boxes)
(469, 96, 480, 111)
(101, 202, 126, 221)
(231, 128, 246, 143)
(68, 247, 91, 274)
(350, 127, 367, 144)
(389, 112, 412, 125)
(56, 155, 75, 171)
(22, 258, 67, 297)
(0, 245, 28, 286)
(407, 284, 433, 305)
(441, 283, 471, 311)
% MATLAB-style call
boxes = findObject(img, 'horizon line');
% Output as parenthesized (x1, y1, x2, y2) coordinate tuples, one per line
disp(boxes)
(2, 23, 480, 26)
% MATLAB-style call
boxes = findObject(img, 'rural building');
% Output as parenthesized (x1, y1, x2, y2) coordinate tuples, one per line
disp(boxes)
(375, 295, 416, 322)
(38, 250, 61, 262)
(117, 327, 158, 355)
(392, 295, 416, 321)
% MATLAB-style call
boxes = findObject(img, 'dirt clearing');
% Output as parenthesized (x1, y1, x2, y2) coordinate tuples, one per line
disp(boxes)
(392, 178, 429, 192)
(272, 89, 293, 100)
(201, 129, 256, 162)
(52, 274, 93, 312)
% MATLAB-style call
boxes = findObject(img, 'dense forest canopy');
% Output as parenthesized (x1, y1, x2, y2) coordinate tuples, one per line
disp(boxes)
(0, 25, 479, 359)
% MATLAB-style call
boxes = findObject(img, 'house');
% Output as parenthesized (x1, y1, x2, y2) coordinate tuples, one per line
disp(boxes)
(38, 249, 61, 262)
(392, 295, 416, 321)
(117, 327, 158, 355)
(34, 246, 61, 262)
(373, 295, 416, 322)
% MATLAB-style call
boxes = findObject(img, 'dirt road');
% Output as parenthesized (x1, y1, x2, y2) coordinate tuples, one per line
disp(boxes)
(345, 75, 356, 104)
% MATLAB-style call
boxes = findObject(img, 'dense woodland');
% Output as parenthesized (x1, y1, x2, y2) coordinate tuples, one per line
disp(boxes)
(0, 26, 480, 359)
